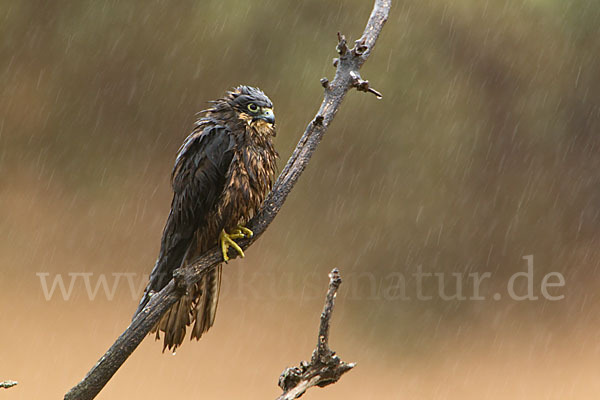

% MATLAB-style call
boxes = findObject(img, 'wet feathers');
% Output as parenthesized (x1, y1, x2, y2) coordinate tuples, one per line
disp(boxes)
(135, 86, 278, 351)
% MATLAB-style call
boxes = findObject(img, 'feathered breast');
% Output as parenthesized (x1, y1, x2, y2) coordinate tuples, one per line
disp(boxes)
(217, 129, 277, 228)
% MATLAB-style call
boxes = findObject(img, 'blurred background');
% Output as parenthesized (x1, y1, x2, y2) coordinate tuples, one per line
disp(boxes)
(1, 0, 599, 398)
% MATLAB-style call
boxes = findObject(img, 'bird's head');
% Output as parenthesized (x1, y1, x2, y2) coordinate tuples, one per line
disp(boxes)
(224, 85, 276, 136)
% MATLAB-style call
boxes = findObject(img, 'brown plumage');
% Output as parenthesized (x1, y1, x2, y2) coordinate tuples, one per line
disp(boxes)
(134, 86, 278, 351)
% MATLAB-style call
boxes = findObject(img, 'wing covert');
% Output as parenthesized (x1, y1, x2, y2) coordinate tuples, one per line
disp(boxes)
(135, 123, 235, 314)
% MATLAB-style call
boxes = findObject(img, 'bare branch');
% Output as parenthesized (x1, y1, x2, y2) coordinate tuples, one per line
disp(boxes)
(64, 1, 390, 399)
(277, 269, 354, 400)
(350, 71, 383, 99)
(1, 380, 18, 389)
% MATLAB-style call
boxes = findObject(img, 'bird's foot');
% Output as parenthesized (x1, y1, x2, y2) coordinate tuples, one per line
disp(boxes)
(219, 227, 250, 261)
(231, 225, 253, 238)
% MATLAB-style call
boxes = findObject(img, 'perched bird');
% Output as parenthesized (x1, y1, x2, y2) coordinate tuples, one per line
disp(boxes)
(134, 86, 278, 351)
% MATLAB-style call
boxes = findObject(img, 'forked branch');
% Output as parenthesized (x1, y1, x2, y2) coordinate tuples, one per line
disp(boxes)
(277, 269, 354, 400)
(65, 1, 390, 399)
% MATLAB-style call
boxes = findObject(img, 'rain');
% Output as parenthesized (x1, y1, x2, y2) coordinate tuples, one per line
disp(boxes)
(1, 0, 599, 398)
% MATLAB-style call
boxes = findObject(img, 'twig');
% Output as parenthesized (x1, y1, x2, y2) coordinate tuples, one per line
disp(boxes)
(277, 269, 354, 400)
(64, 1, 390, 399)
(1, 380, 18, 389)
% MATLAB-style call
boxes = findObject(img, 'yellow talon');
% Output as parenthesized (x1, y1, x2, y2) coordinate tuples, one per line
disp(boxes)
(234, 225, 253, 238)
(219, 229, 246, 261)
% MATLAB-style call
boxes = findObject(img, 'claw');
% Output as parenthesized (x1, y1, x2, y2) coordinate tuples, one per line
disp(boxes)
(219, 229, 245, 261)
(235, 225, 253, 238)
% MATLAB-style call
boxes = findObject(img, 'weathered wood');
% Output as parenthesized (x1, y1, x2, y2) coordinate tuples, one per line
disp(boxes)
(276, 269, 355, 400)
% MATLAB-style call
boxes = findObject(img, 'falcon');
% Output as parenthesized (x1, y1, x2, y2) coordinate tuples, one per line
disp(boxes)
(134, 86, 278, 351)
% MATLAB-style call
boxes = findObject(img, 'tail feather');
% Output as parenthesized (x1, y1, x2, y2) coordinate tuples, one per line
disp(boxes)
(163, 294, 190, 350)
(192, 264, 221, 339)
(150, 265, 222, 352)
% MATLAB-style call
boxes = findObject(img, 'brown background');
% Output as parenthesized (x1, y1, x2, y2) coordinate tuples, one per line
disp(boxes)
(1, 0, 599, 398)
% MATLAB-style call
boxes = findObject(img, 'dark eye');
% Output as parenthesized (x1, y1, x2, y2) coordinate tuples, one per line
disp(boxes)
(247, 103, 259, 113)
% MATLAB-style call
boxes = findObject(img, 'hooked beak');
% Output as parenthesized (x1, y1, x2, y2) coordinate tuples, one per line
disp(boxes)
(254, 108, 275, 125)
